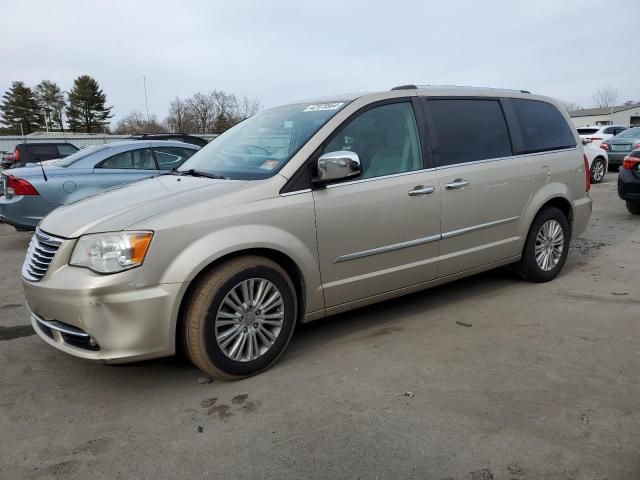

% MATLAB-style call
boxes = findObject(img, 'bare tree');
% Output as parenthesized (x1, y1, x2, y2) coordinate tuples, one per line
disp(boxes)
(561, 100, 582, 113)
(623, 100, 637, 106)
(114, 110, 164, 134)
(232, 95, 261, 122)
(592, 87, 619, 109)
(187, 92, 217, 134)
(166, 96, 197, 133)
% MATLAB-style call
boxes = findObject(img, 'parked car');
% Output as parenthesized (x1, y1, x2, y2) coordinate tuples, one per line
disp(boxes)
(577, 125, 627, 147)
(22, 86, 591, 379)
(582, 140, 608, 183)
(128, 133, 209, 147)
(617, 148, 640, 214)
(601, 127, 640, 170)
(0, 140, 199, 230)
(2, 142, 79, 169)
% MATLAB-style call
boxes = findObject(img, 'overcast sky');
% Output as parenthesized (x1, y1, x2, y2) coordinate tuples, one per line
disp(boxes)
(2, 0, 638, 123)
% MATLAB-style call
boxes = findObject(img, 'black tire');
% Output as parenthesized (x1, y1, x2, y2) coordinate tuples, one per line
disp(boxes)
(590, 157, 606, 184)
(183, 256, 297, 380)
(626, 201, 640, 215)
(516, 207, 571, 283)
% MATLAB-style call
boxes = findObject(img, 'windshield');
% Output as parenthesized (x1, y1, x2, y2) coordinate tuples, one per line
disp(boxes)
(178, 101, 349, 180)
(616, 128, 640, 138)
(54, 144, 109, 167)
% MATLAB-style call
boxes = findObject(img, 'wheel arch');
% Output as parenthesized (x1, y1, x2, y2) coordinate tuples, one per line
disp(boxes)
(521, 186, 575, 242)
(174, 247, 307, 355)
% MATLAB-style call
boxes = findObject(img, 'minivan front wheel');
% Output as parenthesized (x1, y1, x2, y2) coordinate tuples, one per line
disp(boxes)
(517, 207, 570, 282)
(183, 256, 297, 380)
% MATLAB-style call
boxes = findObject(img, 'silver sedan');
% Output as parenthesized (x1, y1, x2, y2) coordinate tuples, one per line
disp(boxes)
(0, 140, 199, 230)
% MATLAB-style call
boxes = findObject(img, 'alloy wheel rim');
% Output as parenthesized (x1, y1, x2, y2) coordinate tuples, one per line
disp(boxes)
(215, 278, 284, 362)
(534, 219, 564, 271)
(593, 161, 605, 181)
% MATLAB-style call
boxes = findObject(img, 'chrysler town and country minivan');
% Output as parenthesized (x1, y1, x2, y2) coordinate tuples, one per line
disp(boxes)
(22, 86, 592, 379)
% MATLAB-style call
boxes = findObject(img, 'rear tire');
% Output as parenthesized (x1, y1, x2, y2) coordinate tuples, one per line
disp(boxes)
(590, 158, 606, 183)
(626, 201, 640, 215)
(516, 207, 570, 283)
(183, 256, 297, 380)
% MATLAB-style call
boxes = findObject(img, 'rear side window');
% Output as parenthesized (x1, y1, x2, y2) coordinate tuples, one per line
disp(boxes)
(56, 144, 78, 156)
(511, 99, 576, 153)
(428, 99, 512, 166)
(27, 145, 58, 158)
(153, 146, 197, 170)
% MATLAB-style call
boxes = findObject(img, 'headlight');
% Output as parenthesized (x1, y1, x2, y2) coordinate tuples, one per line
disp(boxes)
(70, 231, 153, 274)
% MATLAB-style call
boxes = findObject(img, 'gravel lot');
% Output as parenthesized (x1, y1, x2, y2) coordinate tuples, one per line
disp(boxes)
(1, 174, 638, 480)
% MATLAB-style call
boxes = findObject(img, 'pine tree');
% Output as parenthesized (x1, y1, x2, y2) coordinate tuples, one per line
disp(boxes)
(0, 81, 44, 134)
(66, 75, 113, 133)
(35, 80, 66, 131)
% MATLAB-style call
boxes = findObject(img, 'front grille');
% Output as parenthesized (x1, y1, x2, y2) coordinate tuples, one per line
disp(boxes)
(22, 228, 63, 282)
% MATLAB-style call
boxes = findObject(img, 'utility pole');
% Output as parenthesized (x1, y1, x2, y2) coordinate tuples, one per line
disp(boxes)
(143, 76, 150, 123)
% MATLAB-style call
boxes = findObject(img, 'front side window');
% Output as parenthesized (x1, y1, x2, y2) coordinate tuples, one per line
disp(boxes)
(428, 99, 512, 166)
(98, 148, 155, 170)
(178, 101, 349, 180)
(321, 102, 422, 179)
(153, 146, 197, 170)
(511, 99, 576, 153)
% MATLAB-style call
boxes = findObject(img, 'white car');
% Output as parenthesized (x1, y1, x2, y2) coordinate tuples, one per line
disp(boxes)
(583, 140, 608, 183)
(577, 125, 627, 147)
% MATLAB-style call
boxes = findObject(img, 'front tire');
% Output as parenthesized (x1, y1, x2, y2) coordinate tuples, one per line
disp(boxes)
(516, 207, 570, 283)
(626, 201, 640, 215)
(183, 256, 297, 380)
(590, 158, 606, 183)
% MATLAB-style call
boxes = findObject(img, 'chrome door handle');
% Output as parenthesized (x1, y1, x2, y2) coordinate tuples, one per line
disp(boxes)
(445, 179, 470, 190)
(408, 185, 435, 196)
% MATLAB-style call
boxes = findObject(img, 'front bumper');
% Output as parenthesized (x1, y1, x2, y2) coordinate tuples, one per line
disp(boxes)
(23, 243, 183, 363)
(0, 194, 58, 230)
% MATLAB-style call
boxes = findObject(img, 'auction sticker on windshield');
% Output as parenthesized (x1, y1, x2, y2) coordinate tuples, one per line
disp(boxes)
(303, 103, 344, 112)
(260, 160, 279, 170)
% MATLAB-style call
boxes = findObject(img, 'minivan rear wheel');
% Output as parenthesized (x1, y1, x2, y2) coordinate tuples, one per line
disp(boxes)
(183, 256, 297, 380)
(516, 207, 570, 283)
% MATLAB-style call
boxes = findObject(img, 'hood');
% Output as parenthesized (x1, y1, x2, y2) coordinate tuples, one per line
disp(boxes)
(39, 174, 249, 238)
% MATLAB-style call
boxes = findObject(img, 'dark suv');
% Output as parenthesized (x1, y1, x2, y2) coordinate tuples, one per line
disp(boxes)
(2, 142, 79, 168)
(127, 133, 209, 147)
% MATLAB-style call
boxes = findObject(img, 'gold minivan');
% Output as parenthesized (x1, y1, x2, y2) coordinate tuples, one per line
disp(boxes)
(22, 86, 592, 378)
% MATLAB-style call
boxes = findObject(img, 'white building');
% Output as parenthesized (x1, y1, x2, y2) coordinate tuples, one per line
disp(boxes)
(570, 103, 640, 128)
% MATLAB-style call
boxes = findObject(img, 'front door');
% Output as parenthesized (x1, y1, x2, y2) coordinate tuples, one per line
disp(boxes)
(313, 100, 441, 308)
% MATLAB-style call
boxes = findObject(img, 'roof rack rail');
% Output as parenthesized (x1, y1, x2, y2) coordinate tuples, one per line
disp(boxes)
(390, 84, 418, 90)
(391, 84, 533, 94)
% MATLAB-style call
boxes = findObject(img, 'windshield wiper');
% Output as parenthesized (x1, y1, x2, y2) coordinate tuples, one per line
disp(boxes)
(175, 169, 227, 180)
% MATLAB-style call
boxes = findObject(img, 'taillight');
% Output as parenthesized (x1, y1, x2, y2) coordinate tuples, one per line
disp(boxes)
(13, 148, 19, 161)
(583, 154, 590, 192)
(634, 143, 640, 150)
(600, 143, 609, 151)
(6, 175, 38, 195)
(623, 156, 640, 169)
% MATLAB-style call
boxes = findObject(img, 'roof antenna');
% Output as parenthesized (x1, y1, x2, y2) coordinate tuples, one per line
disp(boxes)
(39, 159, 48, 182)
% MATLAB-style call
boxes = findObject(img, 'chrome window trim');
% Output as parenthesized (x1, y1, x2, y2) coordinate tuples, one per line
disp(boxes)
(334, 234, 441, 263)
(441, 216, 520, 239)
(279, 188, 312, 197)
(436, 147, 577, 171)
(325, 168, 436, 189)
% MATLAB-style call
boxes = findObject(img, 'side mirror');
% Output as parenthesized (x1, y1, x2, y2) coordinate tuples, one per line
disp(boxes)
(314, 151, 361, 184)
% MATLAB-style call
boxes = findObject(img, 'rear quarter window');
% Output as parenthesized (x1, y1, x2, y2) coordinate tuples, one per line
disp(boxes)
(511, 99, 576, 154)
